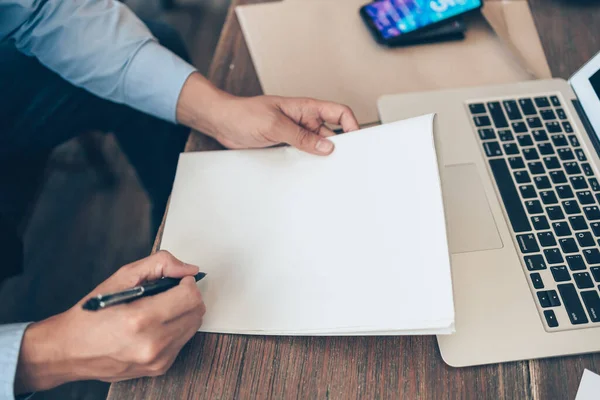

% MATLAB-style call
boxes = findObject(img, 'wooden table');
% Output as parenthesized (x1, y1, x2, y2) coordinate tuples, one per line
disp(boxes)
(108, 1, 600, 398)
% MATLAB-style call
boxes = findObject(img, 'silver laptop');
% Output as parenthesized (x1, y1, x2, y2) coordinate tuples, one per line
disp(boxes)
(377, 51, 600, 367)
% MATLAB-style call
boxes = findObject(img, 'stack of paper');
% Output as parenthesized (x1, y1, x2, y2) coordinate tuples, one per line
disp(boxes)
(160, 114, 455, 335)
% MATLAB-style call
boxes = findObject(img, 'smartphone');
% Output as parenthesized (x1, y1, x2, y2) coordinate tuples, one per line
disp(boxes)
(360, 0, 482, 46)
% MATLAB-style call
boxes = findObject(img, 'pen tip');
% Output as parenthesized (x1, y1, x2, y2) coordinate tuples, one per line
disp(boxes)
(195, 272, 207, 282)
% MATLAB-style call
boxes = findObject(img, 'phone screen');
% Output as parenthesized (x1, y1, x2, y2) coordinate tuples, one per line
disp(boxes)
(363, 0, 482, 40)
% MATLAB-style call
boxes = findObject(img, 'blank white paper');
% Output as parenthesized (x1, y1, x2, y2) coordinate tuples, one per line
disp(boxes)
(576, 369, 600, 400)
(160, 114, 454, 335)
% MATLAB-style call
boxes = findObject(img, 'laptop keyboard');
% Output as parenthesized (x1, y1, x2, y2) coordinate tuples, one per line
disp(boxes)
(470, 94, 600, 331)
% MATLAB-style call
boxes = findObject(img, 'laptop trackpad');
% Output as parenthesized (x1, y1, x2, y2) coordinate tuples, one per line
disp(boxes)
(442, 164, 503, 254)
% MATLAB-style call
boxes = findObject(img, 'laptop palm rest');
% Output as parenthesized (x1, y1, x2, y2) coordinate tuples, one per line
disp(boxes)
(442, 164, 503, 254)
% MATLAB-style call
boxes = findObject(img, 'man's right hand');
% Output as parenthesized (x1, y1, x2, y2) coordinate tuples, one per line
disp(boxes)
(14, 251, 206, 395)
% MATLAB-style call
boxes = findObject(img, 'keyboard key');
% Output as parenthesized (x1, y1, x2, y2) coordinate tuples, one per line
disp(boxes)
(469, 103, 486, 114)
(574, 272, 594, 289)
(570, 176, 588, 190)
(509, 156, 525, 169)
(503, 143, 519, 155)
(564, 162, 581, 175)
(559, 238, 578, 253)
(512, 122, 528, 133)
(489, 159, 532, 233)
(551, 265, 571, 282)
(581, 291, 600, 322)
(525, 200, 543, 214)
(540, 190, 558, 204)
(514, 170, 531, 184)
(553, 221, 572, 236)
(531, 272, 544, 289)
(532, 215, 550, 230)
(503, 100, 522, 120)
(528, 161, 545, 175)
(498, 129, 514, 141)
(535, 97, 551, 108)
(582, 163, 593, 176)
(563, 122, 574, 133)
(546, 206, 564, 220)
(517, 134, 534, 147)
(546, 122, 562, 133)
(550, 96, 561, 107)
(533, 176, 551, 190)
(558, 148, 575, 161)
(544, 248, 563, 264)
(576, 149, 587, 162)
(517, 233, 539, 253)
(527, 117, 543, 129)
(540, 109, 556, 120)
(558, 283, 589, 324)
(590, 178, 600, 192)
(532, 129, 549, 142)
(591, 222, 600, 237)
(584, 206, 600, 221)
(551, 134, 568, 146)
(538, 231, 556, 247)
(576, 190, 595, 205)
(544, 309, 559, 327)
(537, 291, 551, 308)
(474, 116, 492, 127)
(543, 156, 560, 170)
(576, 231, 596, 247)
(487, 102, 509, 128)
(524, 255, 547, 271)
(556, 108, 567, 119)
(563, 200, 581, 215)
(520, 185, 537, 199)
(519, 98, 536, 115)
(478, 128, 496, 140)
(568, 135, 580, 147)
(483, 141, 502, 157)
(566, 255, 586, 271)
(591, 267, 600, 282)
(569, 215, 588, 231)
(549, 290, 561, 306)
(550, 171, 567, 184)
(556, 185, 574, 199)
(538, 143, 554, 155)
(583, 248, 600, 264)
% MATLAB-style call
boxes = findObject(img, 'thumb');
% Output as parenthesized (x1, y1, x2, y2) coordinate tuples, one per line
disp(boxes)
(279, 117, 335, 156)
(95, 251, 199, 294)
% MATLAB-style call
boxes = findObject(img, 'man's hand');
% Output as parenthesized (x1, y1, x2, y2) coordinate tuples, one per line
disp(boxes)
(14, 251, 205, 394)
(176, 72, 360, 155)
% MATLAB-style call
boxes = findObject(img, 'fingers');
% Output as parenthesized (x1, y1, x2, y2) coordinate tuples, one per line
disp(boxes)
(313, 100, 359, 133)
(98, 251, 199, 293)
(278, 116, 335, 156)
(318, 124, 336, 138)
(134, 276, 205, 323)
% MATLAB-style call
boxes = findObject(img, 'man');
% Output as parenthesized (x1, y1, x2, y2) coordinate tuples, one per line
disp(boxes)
(0, 0, 359, 398)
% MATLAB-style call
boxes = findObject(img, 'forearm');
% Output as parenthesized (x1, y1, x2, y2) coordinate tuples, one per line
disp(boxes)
(14, 317, 73, 395)
(175, 72, 234, 136)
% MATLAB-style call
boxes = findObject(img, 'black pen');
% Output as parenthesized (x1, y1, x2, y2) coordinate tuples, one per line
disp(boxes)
(82, 272, 207, 311)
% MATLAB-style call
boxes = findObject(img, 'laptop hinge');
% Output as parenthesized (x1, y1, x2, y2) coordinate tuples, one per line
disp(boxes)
(573, 99, 600, 159)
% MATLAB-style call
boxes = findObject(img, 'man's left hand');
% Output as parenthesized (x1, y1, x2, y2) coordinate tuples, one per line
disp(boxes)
(176, 72, 359, 155)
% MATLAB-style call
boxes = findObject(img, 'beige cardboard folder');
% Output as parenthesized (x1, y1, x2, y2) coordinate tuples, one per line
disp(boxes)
(236, 0, 551, 125)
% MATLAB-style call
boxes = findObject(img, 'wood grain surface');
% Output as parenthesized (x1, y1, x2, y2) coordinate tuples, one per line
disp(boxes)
(109, 1, 600, 398)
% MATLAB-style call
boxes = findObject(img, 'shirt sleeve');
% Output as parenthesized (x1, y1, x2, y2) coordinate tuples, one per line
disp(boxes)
(0, 323, 31, 400)
(0, 0, 196, 123)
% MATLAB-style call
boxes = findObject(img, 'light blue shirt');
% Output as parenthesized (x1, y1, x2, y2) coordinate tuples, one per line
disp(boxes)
(0, 1, 196, 398)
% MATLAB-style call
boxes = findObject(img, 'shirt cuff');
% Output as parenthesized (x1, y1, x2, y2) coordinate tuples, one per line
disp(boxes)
(0, 323, 32, 400)
(124, 40, 197, 124)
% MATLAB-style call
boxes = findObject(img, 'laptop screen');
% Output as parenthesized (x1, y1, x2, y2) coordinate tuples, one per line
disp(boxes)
(589, 69, 600, 102)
